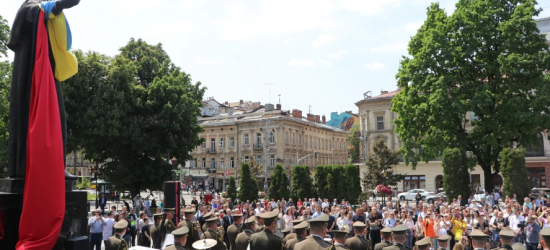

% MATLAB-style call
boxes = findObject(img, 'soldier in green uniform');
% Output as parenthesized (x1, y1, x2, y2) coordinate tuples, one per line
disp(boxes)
(374, 227, 393, 250)
(201, 216, 227, 250)
(236, 216, 257, 250)
(542, 227, 550, 250)
(105, 220, 129, 250)
(284, 218, 305, 244)
(512, 243, 525, 250)
(345, 222, 371, 250)
(227, 213, 244, 250)
(293, 214, 333, 250)
(165, 226, 190, 250)
(415, 237, 431, 250)
(382, 225, 409, 250)
(202, 211, 214, 233)
(496, 228, 515, 250)
(436, 234, 451, 250)
(255, 215, 265, 233)
(282, 228, 292, 239)
(286, 221, 309, 250)
(332, 228, 349, 250)
(161, 208, 178, 246)
(151, 213, 163, 247)
(179, 208, 201, 250)
(249, 209, 286, 250)
(469, 230, 489, 250)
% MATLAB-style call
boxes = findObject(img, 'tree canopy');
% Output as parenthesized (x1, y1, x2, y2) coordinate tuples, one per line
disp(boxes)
(268, 164, 290, 201)
(392, 0, 550, 190)
(238, 162, 258, 202)
(442, 148, 472, 202)
(362, 139, 405, 191)
(226, 176, 237, 203)
(62, 38, 205, 196)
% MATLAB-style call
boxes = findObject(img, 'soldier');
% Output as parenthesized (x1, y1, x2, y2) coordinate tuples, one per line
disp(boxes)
(293, 214, 332, 250)
(165, 226, 190, 250)
(415, 237, 431, 250)
(512, 243, 525, 250)
(236, 216, 256, 250)
(227, 213, 244, 250)
(286, 221, 308, 250)
(255, 215, 265, 233)
(374, 227, 393, 250)
(436, 234, 450, 250)
(201, 216, 227, 250)
(382, 225, 409, 250)
(249, 209, 286, 250)
(469, 230, 489, 250)
(496, 228, 515, 250)
(202, 211, 214, 233)
(345, 222, 371, 250)
(179, 208, 200, 250)
(161, 208, 178, 246)
(284, 218, 305, 244)
(151, 213, 163, 247)
(105, 220, 129, 250)
(282, 228, 292, 239)
(332, 229, 349, 250)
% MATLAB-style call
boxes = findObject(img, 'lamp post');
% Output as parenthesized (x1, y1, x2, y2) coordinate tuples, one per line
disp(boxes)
(89, 164, 104, 208)
(381, 171, 387, 207)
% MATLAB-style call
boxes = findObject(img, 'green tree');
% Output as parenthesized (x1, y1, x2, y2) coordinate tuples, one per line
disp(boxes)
(226, 176, 237, 203)
(248, 158, 266, 191)
(291, 165, 315, 201)
(62, 38, 205, 196)
(314, 166, 327, 199)
(333, 165, 347, 202)
(269, 164, 290, 200)
(326, 173, 335, 201)
(239, 162, 258, 202)
(0, 14, 10, 178)
(345, 164, 361, 205)
(392, 1, 550, 191)
(442, 148, 472, 202)
(278, 169, 290, 200)
(348, 126, 360, 163)
(500, 148, 530, 201)
(362, 139, 405, 191)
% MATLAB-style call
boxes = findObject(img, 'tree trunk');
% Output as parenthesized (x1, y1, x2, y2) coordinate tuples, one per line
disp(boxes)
(131, 183, 141, 200)
(483, 169, 494, 193)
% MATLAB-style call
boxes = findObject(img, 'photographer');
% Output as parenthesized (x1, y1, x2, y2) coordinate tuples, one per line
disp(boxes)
(525, 215, 541, 250)
(509, 208, 525, 243)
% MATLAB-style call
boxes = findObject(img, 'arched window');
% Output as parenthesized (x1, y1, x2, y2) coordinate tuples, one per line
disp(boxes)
(435, 175, 444, 191)
(493, 174, 503, 191)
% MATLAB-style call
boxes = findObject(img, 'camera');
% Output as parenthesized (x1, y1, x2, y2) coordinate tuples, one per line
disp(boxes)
(518, 221, 527, 230)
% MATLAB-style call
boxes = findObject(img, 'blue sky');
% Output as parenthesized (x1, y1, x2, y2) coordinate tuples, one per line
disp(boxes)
(1, 0, 549, 117)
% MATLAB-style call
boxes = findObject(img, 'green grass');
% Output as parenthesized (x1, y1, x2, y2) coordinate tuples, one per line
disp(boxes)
(87, 194, 97, 200)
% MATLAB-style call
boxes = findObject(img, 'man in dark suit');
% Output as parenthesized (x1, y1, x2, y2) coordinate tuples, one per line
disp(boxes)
(100, 194, 107, 215)
(223, 209, 233, 248)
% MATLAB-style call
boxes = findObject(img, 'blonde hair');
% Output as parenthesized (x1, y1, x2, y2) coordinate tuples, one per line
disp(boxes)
(453, 243, 465, 250)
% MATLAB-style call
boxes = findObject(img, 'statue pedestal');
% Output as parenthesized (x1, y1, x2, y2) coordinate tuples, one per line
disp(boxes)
(0, 176, 89, 249)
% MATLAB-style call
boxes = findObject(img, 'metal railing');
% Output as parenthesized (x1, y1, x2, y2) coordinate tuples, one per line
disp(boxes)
(206, 148, 216, 154)
(253, 144, 263, 150)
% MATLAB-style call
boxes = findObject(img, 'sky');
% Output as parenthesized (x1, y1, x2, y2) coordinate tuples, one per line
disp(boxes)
(1, 0, 549, 118)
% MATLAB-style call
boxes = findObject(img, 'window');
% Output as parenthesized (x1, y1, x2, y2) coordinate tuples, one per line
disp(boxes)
(256, 155, 262, 166)
(220, 157, 224, 169)
(230, 157, 235, 168)
(493, 174, 503, 190)
(244, 134, 249, 145)
(244, 156, 249, 162)
(435, 175, 443, 191)
(201, 158, 206, 168)
(298, 135, 301, 145)
(376, 116, 384, 130)
(210, 158, 216, 169)
(193, 158, 197, 168)
(269, 132, 275, 144)
(256, 133, 262, 145)
(230, 137, 235, 148)
(469, 174, 481, 193)
(202, 141, 206, 149)
(526, 133, 545, 157)
(402, 175, 426, 192)
(292, 133, 295, 145)
(362, 118, 366, 133)
(305, 136, 308, 147)
(285, 132, 289, 144)
(220, 138, 225, 148)
(528, 168, 546, 188)
(210, 138, 216, 149)
(270, 155, 275, 167)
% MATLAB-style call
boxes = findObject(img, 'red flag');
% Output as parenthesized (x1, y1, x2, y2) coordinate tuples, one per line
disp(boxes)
(16, 11, 66, 250)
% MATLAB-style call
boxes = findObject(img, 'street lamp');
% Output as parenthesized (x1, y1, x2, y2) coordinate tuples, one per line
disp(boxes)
(381, 171, 387, 207)
(89, 164, 104, 208)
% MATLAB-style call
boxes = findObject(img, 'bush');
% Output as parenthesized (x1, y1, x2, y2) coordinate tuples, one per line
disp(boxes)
(76, 177, 91, 189)
(291, 165, 316, 201)
(238, 163, 258, 202)
(442, 148, 472, 203)
(227, 176, 237, 202)
(345, 164, 361, 205)
(501, 148, 529, 202)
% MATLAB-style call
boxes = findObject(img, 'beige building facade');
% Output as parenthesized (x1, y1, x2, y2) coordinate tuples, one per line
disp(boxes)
(356, 90, 550, 194)
(186, 107, 349, 191)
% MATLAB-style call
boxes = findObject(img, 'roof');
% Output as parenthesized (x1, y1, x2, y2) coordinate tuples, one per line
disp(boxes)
(355, 89, 400, 106)
(202, 98, 230, 108)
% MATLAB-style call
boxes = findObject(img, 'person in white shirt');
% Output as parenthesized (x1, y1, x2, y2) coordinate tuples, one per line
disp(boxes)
(136, 211, 145, 245)
(508, 209, 524, 243)
(102, 211, 115, 244)
(470, 199, 480, 210)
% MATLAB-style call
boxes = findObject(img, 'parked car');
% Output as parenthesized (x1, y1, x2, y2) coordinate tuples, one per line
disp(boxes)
(530, 188, 550, 200)
(474, 189, 485, 202)
(397, 189, 434, 201)
(426, 192, 447, 204)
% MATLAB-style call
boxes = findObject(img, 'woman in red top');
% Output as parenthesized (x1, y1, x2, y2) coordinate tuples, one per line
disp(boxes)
(423, 211, 436, 239)
(297, 198, 303, 207)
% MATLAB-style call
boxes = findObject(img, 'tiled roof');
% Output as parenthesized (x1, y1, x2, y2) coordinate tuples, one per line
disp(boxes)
(355, 89, 400, 105)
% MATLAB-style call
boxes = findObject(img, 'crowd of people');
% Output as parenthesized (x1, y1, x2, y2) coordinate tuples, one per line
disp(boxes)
(87, 188, 550, 250)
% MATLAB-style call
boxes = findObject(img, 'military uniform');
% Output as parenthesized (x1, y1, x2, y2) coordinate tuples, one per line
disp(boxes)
(236, 229, 255, 250)
(436, 234, 451, 250)
(165, 225, 190, 250)
(415, 237, 431, 250)
(180, 209, 201, 250)
(332, 229, 350, 250)
(249, 209, 286, 250)
(202, 211, 214, 233)
(470, 229, 490, 250)
(283, 219, 305, 244)
(255, 222, 265, 233)
(374, 241, 392, 250)
(497, 228, 516, 250)
(166, 242, 188, 250)
(345, 222, 371, 250)
(382, 225, 410, 250)
(105, 220, 129, 250)
(227, 222, 243, 250)
(161, 208, 178, 245)
(286, 235, 306, 250)
(293, 214, 333, 250)
(286, 221, 309, 250)
(201, 216, 227, 250)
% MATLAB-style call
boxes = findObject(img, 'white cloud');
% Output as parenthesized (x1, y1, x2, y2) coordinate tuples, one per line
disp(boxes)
(405, 21, 423, 32)
(365, 62, 386, 70)
(313, 33, 338, 47)
(196, 59, 220, 65)
(327, 50, 348, 59)
(288, 58, 316, 67)
(318, 59, 332, 66)
(339, 0, 401, 15)
(369, 43, 408, 54)
(283, 37, 300, 45)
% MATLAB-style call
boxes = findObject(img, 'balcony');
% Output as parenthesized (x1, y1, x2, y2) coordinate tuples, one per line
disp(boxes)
(206, 148, 216, 154)
(253, 144, 263, 150)
(208, 168, 216, 173)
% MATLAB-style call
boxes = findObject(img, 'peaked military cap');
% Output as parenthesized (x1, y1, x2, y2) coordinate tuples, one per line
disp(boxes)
(244, 216, 256, 225)
(206, 217, 219, 222)
(470, 229, 489, 239)
(172, 226, 189, 236)
(352, 221, 366, 228)
(258, 209, 279, 220)
(164, 208, 175, 214)
(204, 211, 213, 218)
(294, 221, 309, 230)
(499, 228, 515, 240)
(309, 214, 329, 226)
(437, 234, 450, 242)
(183, 209, 195, 214)
(292, 218, 304, 225)
(381, 227, 392, 235)
(391, 225, 408, 235)
(512, 242, 526, 250)
(282, 227, 292, 233)
(114, 220, 128, 229)
(415, 237, 431, 247)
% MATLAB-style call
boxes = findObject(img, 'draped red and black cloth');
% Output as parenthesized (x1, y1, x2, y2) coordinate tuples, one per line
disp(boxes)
(15, 10, 65, 250)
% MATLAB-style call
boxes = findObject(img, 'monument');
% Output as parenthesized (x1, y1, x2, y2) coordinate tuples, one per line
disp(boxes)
(0, 0, 88, 249)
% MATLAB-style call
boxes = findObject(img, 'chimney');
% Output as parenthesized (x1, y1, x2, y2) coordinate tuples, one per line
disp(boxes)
(315, 115, 321, 123)
(292, 109, 302, 118)
(265, 103, 274, 112)
(276, 104, 281, 110)
(322, 115, 326, 124)
(381, 90, 389, 95)
(307, 114, 314, 122)
(240, 100, 243, 105)
(225, 101, 229, 105)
